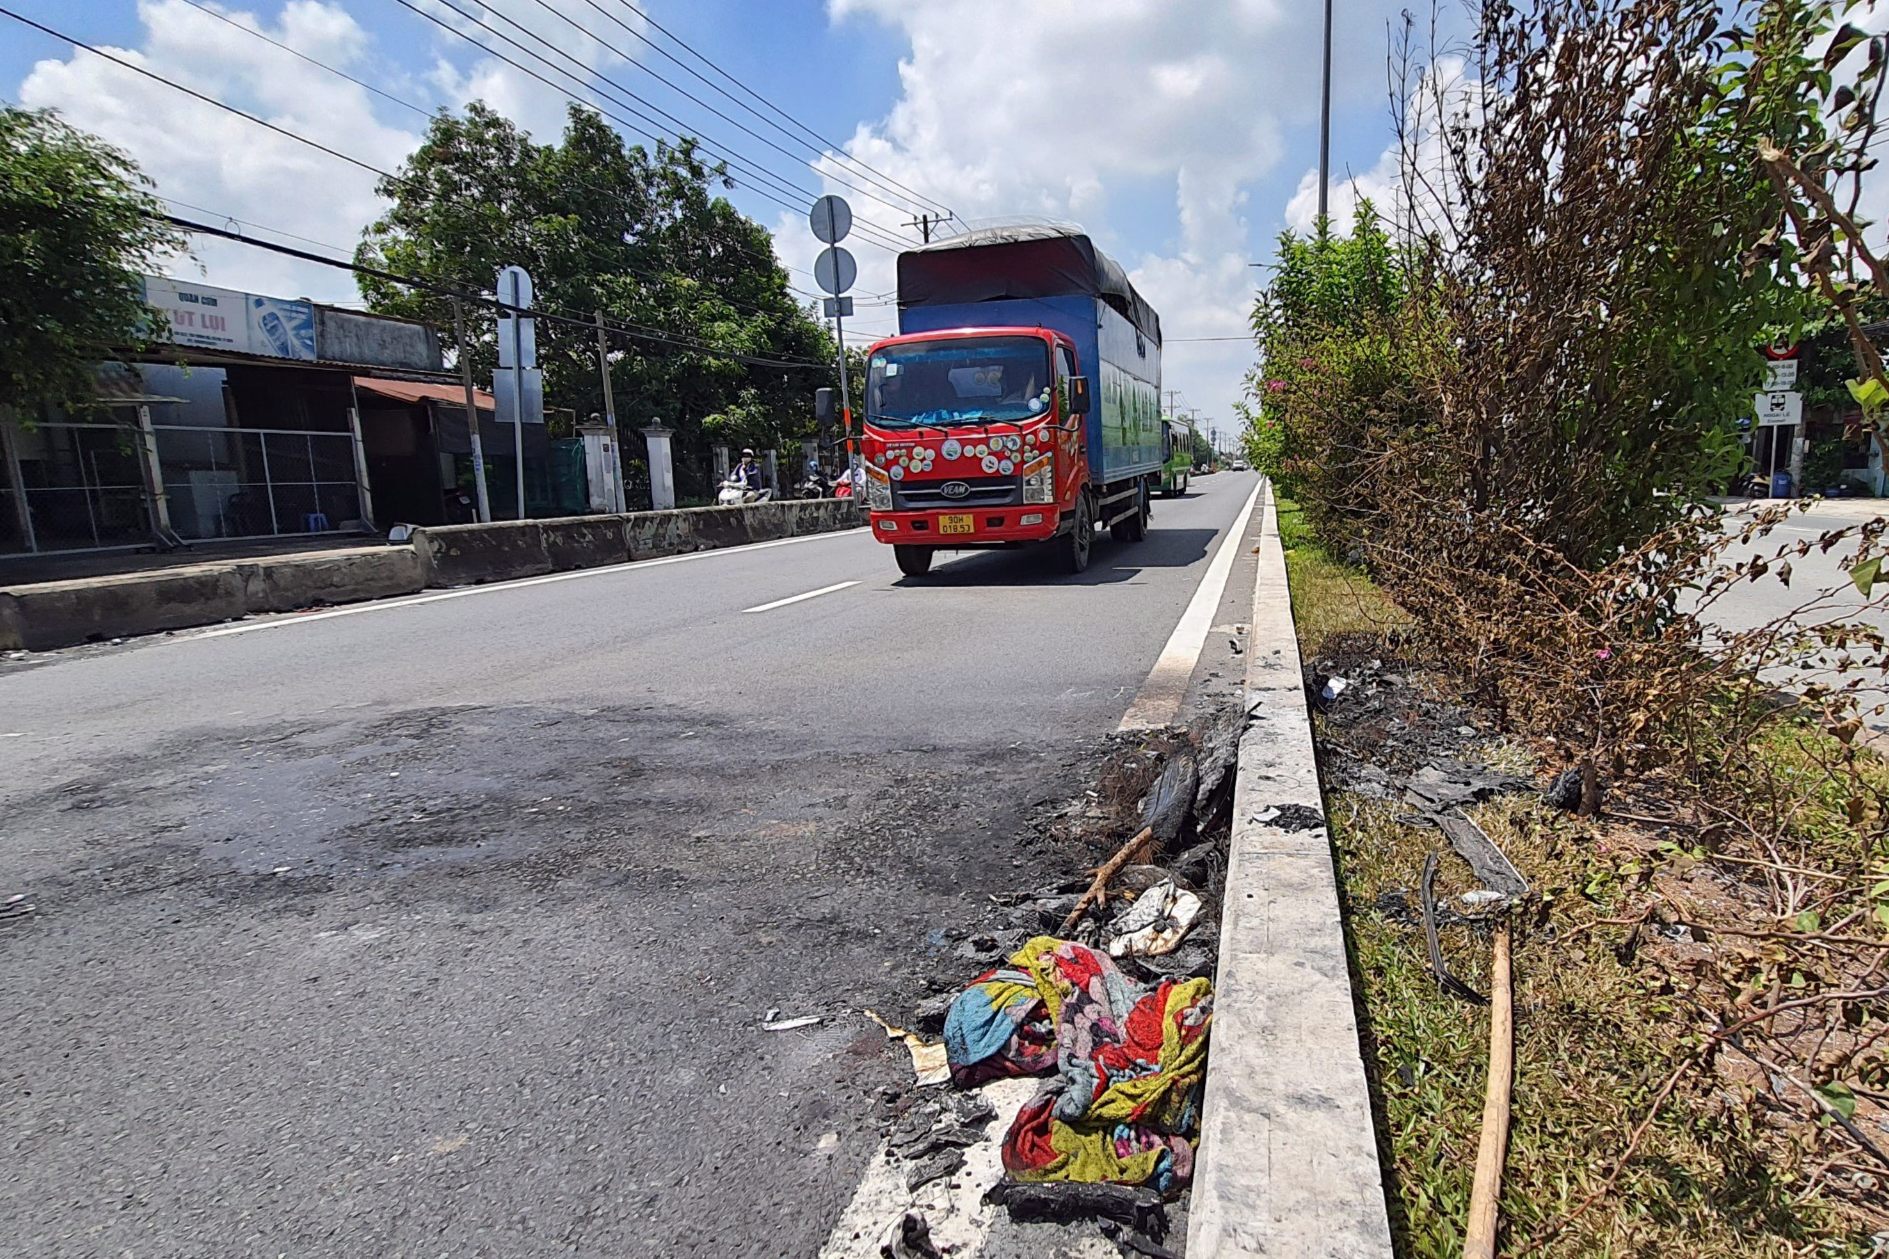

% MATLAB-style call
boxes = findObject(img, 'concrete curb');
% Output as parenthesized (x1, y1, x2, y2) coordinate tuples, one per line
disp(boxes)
(0, 499, 865, 652)
(1187, 480, 1394, 1257)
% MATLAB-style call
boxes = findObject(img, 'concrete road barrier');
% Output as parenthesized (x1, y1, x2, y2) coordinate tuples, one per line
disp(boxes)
(1, 563, 253, 652)
(410, 519, 555, 587)
(245, 547, 425, 613)
(1, 499, 865, 652)
(538, 517, 631, 573)
(1187, 482, 1395, 1258)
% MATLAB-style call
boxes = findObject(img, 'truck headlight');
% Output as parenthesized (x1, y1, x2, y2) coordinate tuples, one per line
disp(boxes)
(1023, 459, 1054, 504)
(866, 467, 893, 510)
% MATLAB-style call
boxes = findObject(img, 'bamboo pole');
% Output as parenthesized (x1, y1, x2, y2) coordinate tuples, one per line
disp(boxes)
(1464, 924, 1513, 1259)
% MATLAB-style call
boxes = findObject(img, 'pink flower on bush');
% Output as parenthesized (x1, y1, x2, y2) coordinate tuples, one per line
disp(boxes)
(1596, 648, 1612, 662)
(1266, 379, 1287, 394)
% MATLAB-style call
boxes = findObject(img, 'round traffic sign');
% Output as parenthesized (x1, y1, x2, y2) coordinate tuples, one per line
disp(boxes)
(810, 195, 852, 245)
(814, 246, 857, 295)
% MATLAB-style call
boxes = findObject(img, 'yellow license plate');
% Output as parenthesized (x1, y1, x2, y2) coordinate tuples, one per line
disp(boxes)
(938, 514, 975, 535)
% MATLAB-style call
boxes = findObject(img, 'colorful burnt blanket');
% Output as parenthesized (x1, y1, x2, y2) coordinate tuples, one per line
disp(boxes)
(941, 935, 1213, 1191)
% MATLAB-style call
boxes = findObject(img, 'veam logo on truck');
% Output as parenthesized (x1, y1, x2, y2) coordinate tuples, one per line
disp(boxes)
(940, 481, 971, 499)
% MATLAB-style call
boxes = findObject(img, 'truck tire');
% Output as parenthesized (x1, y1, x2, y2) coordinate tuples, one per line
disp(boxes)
(1162, 475, 1181, 500)
(894, 545, 935, 577)
(1061, 493, 1094, 574)
(1110, 481, 1149, 543)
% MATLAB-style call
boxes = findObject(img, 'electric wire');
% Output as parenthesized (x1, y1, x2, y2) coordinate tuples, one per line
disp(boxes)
(568, 0, 950, 219)
(0, 6, 847, 331)
(605, 0, 951, 218)
(394, 0, 910, 252)
(162, 213, 835, 370)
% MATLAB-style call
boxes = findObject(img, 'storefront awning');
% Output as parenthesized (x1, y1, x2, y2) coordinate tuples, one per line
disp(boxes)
(354, 376, 494, 411)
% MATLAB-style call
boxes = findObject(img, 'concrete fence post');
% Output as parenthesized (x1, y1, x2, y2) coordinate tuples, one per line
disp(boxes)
(643, 424, 676, 511)
(763, 449, 779, 495)
(713, 445, 730, 485)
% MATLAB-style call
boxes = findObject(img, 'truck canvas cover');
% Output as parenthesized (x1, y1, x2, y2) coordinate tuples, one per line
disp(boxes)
(897, 225, 1162, 348)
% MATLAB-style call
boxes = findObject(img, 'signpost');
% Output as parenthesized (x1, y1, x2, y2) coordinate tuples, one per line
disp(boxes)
(1757, 345, 1804, 495)
(810, 196, 858, 479)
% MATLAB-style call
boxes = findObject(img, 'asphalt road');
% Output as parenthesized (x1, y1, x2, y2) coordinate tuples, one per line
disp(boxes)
(1705, 497, 1889, 725)
(0, 471, 1262, 1259)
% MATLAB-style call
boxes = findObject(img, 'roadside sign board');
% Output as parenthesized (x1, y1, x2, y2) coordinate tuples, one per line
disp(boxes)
(814, 246, 857, 296)
(823, 296, 854, 319)
(810, 195, 852, 245)
(1765, 360, 1799, 392)
(1755, 390, 1803, 427)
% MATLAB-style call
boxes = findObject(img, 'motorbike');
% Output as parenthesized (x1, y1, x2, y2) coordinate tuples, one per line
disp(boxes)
(717, 477, 772, 507)
(794, 468, 833, 499)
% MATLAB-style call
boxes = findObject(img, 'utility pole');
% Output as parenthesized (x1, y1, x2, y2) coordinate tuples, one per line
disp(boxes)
(907, 212, 955, 244)
(1165, 389, 1182, 420)
(452, 298, 492, 523)
(594, 311, 624, 513)
(1318, 0, 1334, 225)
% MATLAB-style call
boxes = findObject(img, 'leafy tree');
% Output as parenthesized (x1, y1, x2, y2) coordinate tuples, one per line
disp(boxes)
(356, 103, 837, 497)
(1236, 201, 1410, 503)
(0, 107, 182, 416)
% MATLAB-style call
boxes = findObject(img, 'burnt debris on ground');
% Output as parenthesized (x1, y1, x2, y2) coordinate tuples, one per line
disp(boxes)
(861, 699, 1245, 1258)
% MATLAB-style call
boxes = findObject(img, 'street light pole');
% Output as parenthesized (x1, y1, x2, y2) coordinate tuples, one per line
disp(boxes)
(1318, 0, 1333, 226)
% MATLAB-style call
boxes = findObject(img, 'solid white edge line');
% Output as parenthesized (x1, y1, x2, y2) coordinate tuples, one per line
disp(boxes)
(1117, 477, 1265, 732)
(184, 527, 871, 642)
(741, 580, 859, 614)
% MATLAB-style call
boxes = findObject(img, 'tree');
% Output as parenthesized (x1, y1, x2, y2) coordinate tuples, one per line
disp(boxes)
(356, 103, 837, 497)
(1236, 201, 1408, 504)
(0, 107, 182, 416)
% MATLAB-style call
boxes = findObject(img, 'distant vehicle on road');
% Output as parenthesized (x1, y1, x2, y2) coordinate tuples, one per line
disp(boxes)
(860, 225, 1163, 577)
(1160, 417, 1194, 498)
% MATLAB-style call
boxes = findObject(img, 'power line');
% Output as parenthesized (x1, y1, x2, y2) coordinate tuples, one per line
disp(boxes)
(172, 0, 432, 119)
(522, 0, 926, 223)
(397, 0, 910, 253)
(2, 5, 833, 329)
(618, 0, 951, 218)
(162, 213, 834, 370)
(392, 0, 829, 230)
(578, 0, 952, 220)
(0, 5, 393, 184)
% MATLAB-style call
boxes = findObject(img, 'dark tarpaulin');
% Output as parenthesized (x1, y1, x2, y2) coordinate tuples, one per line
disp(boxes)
(898, 225, 1163, 346)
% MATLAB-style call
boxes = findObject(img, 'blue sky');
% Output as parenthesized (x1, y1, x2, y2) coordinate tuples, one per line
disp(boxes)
(2, 0, 1440, 430)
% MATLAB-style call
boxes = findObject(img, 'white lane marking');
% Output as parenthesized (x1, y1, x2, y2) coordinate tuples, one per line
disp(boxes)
(742, 580, 859, 614)
(819, 1077, 1038, 1259)
(182, 528, 870, 642)
(1117, 478, 1266, 731)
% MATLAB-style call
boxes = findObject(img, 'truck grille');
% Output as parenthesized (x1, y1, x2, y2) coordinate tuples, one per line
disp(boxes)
(893, 476, 1022, 510)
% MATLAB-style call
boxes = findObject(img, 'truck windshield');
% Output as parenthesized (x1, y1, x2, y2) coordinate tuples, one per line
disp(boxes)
(866, 337, 1053, 429)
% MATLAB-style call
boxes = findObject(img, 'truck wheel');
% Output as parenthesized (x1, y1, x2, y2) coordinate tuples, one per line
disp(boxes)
(1162, 476, 1180, 500)
(1061, 493, 1094, 574)
(894, 545, 934, 577)
(1111, 481, 1149, 543)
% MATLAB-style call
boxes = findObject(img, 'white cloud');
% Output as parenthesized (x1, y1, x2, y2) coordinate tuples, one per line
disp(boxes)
(20, 0, 419, 303)
(781, 0, 1412, 429)
(15, 0, 641, 304)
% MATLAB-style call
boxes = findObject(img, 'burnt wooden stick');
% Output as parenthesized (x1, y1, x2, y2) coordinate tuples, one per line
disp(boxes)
(1060, 825, 1156, 934)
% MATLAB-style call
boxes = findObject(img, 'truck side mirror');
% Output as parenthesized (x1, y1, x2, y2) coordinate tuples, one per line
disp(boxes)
(1066, 377, 1091, 416)
(814, 388, 837, 427)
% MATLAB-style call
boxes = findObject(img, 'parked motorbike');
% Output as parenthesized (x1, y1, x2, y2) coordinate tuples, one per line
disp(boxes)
(794, 467, 833, 499)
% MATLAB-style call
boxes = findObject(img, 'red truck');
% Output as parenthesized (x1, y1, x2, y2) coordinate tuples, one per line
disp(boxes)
(858, 226, 1164, 576)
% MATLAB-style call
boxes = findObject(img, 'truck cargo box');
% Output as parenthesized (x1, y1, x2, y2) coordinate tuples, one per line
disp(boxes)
(896, 227, 1163, 487)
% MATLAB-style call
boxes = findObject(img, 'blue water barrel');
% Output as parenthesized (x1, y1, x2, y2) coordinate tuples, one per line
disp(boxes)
(1771, 472, 1793, 498)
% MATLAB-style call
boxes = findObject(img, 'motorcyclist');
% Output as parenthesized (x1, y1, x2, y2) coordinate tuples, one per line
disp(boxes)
(732, 449, 767, 498)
